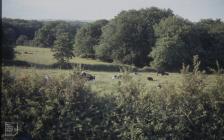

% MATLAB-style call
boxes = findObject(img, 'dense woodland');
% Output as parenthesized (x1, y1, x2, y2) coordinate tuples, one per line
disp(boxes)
(2, 7, 224, 71)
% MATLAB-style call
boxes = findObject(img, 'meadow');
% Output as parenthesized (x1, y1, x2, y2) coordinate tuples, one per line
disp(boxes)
(2, 46, 224, 139)
(3, 45, 218, 95)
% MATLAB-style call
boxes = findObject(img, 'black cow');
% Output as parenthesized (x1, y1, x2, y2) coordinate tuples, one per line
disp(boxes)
(157, 69, 169, 76)
(147, 77, 153, 81)
(163, 72, 169, 76)
(80, 72, 95, 81)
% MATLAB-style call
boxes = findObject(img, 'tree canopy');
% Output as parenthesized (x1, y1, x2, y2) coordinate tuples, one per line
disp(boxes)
(74, 19, 108, 58)
(196, 19, 224, 68)
(149, 16, 194, 70)
(150, 17, 224, 70)
(33, 21, 78, 48)
(95, 7, 173, 67)
(2, 25, 16, 60)
(52, 32, 74, 64)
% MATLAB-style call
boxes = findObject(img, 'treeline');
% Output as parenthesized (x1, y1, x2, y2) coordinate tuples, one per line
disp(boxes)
(2, 18, 42, 45)
(2, 18, 86, 59)
(75, 8, 224, 70)
(2, 18, 41, 59)
(2, 7, 224, 71)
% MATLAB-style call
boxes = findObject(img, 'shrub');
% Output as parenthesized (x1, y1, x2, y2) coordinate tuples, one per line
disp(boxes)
(1, 70, 105, 139)
(139, 57, 224, 139)
(1, 59, 224, 139)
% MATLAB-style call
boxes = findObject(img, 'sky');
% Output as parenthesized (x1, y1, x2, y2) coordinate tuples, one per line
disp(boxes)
(2, 0, 224, 22)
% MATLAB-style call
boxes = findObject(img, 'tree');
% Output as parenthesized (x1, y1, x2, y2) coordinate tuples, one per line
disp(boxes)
(52, 33, 74, 64)
(2, 25, 16, 60)
(16, 35, 29, 45)
(150, 17, 224, 71)
(149, 16, 195, 70)
(33, 22, 59, 48)
(74, 19, 108, 58)
(33, 21, 79, 48)
(196, 19, 224, 68)
(2, 18, 43, 45)
(95, 7, 173, 67)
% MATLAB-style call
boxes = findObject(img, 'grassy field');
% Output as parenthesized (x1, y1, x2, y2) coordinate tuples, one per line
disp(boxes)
(15, 46, 116, 65)
(3, 46, 218, 95)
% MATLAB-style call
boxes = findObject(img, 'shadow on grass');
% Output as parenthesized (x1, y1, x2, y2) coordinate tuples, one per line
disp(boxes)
(2, 60, 125, 72)
(2, 60, 51, 68)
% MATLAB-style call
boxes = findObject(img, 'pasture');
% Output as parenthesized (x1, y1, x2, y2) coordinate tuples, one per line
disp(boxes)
(2, 46, 224, 139)
(3, 46, 217, 95)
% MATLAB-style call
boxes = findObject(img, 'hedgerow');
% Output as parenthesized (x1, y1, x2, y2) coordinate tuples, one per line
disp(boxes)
(1, 59, 224, 139)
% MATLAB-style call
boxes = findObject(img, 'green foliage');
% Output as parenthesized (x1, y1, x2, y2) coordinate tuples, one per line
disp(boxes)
(2, 16, 224, 70)
(139, 58, 224, 139)
(52, 32, 74, 64)
(2, 60, 224, 139)
(149, 16, 194, 70)
(1, 18, 42, 60)
(2, 25, 16, 60)
(16, 35, 29, 45)
(1, 70, 103, 139)
(33, 21, 78, 48)
(150, 17, 224, 71)
(209, 61, 224, 74)
(95, 7, 173, 67)
(74, 20, 108, 58)
(2, 18, 43, 42)
(196, 19, 224, 69)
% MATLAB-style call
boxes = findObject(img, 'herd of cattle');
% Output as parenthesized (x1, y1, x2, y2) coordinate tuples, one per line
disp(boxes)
(79, 69, 169, 81)
(42, 69, 169, 89)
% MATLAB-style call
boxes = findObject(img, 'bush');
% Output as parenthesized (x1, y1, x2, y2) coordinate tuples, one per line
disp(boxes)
(1, 70, 107, 139)
(2, 59, 224, 139)
(105, 57, 224, 139)
(139, 57, 224, 139)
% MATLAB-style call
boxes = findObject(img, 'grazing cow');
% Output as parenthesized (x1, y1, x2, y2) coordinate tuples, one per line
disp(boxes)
(80, 72, 95, 81)
(157, 69, 165, 76)
(112, 74, 122, 80)
(24, 51, 33, 54)
(163, 72, 169, 76)
(81, 71, 87, 76)
(157, 69, 169, 76)
(147, 77, 153, 81)
(86, 74, 95, 81)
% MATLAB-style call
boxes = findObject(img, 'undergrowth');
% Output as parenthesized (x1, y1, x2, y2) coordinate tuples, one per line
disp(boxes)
(1, 57, 224, 139)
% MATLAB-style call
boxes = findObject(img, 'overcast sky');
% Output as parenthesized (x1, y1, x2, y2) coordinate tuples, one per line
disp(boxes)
(2, 0, 224, 22)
